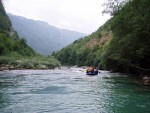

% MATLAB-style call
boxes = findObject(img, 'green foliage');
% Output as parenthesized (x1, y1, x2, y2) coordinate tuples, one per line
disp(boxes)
(0, 1, 35, 57)
(101, 0, 150, 75)
(0, 1, 12, 32)
(0, 55, 61, 69)
(0, 32, 35, 56)
(102, 0, 129, 16)
(0, 56, 14, 65)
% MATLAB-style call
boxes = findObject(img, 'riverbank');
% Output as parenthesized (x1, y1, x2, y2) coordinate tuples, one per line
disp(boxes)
(0, 56, 61, 71)
(0, 63, 59, 71)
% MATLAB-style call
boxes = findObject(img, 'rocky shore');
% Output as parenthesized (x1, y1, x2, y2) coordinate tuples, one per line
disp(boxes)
(142, 76, 150, 85)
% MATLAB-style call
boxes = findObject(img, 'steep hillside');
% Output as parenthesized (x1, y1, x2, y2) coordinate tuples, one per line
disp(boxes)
(101, 0, 150, 75)
(8, 14, 86, 55)
(0, 1, 60, 70)
(0, 1, 35, 57)
(53, 19, 112, 67)
(53, 0, 150, 76)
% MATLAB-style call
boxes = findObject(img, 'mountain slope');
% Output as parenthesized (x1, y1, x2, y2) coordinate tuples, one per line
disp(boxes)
(53, 19, 112, 67)
(8, 14, 86, 55)
(0, 1, 60, 70)
(53, 0, 150, 76)
(0, 1, 35, 57)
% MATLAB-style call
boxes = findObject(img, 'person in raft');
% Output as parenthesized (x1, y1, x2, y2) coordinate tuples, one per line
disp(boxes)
(87, 67, 99, 74)
(86, 67, 97, 73)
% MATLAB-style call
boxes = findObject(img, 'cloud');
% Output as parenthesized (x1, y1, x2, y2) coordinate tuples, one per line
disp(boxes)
(3, 0, 110, 34)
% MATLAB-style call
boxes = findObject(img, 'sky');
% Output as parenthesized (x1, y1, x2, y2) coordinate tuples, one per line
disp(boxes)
(3, 0, 110, 34)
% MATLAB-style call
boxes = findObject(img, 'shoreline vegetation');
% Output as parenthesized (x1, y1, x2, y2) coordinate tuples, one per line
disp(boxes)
(0, 55, 61, 71)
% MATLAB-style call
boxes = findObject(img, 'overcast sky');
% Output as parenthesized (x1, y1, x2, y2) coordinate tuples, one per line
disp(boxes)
(3, 0, 110, 34)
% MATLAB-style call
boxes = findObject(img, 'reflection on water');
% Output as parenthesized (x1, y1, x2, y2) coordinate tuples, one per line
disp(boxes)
(0, 69, 150, 113)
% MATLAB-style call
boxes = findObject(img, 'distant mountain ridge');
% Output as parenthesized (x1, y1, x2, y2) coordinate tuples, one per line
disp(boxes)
(8, 14, 86, 55)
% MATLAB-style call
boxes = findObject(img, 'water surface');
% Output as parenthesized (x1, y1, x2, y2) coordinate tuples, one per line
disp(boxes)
(0, 68, 150, 113)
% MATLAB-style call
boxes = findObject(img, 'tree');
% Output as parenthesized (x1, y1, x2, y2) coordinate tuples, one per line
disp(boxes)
(102, 0, 129, 16)
(101, 0, 150, 75)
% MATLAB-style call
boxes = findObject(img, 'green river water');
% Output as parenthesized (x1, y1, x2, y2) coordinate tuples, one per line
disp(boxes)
(0, 68, 150, 113)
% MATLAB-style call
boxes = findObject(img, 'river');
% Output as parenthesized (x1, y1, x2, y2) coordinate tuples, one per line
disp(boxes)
(0, 68, 150, 113)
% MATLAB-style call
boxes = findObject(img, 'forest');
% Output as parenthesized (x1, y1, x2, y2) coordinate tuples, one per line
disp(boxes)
(53, 0, 150, 76)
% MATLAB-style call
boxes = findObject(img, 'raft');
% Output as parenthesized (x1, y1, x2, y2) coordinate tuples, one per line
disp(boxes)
(86, 71, 98, 75)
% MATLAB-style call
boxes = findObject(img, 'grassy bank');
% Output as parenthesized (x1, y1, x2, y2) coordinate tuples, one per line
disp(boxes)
(0, 55, 61, 70)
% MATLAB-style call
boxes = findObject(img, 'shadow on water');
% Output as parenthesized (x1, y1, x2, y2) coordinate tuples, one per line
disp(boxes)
(0, 93, 10, 109)
(0, 75, 12, 110)
(30, 86, 67, 94)
(0, 73, 26, 110)
(100, 73, 150, 113)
